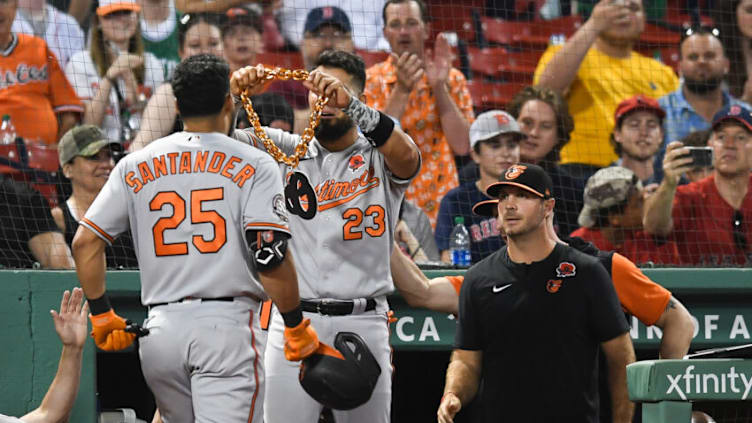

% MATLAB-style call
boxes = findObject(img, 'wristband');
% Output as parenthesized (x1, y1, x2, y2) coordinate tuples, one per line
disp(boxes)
(88, 293, 113, 315)
(281, 305, 304, 328)
(343, 97, 395, 148)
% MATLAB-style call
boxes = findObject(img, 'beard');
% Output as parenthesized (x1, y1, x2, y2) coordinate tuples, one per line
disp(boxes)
(684, 75, 724, 95)
(315, 115, 354, 143)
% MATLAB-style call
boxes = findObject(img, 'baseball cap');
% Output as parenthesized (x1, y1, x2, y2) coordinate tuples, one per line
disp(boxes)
(711, 104, 752, 133)
(304, 6, 352, 35)
(96, 0, 140, 16)
(485, 163, 554, 199)
(469, 110, 526, 150)
(577, 167, 642, 228)
(59, 125, 122, 166)
(223, 6, 263, 35)
(472, 199, 498, 217)
(614, 95, 666, 124)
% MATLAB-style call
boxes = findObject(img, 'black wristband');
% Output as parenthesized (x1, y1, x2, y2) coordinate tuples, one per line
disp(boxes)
(281, 305, 304, 328)
(363, 111, 395, 149)
(88, 293, 113, 315)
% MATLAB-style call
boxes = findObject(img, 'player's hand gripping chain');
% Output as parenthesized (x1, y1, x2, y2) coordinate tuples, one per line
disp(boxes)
(239, 67, 329, 168)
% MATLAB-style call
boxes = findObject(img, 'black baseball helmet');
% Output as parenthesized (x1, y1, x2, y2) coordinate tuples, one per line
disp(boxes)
(298, 332, 382, 410)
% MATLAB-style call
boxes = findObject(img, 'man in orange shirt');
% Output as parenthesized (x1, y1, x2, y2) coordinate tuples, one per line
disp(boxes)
(0, 0, 82, 145)
(365, 0, 474, 227)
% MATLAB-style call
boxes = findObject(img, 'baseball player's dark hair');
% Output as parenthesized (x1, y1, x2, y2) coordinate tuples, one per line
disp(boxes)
(507, 85, 574, 165)
(171, 54, 230, 118)
(177, 13, 224, 52)
(382, 0, 429, 25)
(314, 50, 366, 94)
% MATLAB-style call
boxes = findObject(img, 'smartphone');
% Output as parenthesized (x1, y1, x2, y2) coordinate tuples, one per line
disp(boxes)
(686, 146, 713, 168)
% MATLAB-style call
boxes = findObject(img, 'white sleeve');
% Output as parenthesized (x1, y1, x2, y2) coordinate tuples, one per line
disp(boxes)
(243, 155, 290, 234)
(144, 53, 166, 89)
(238, 127, 302, 157)
(80, 162, 130, 245)
(64, 52, 94, 100)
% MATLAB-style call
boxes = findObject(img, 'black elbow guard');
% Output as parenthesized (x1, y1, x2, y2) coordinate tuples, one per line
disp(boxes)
(246, 229, 290, 271)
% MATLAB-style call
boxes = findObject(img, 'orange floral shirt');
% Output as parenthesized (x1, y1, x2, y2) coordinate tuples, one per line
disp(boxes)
(365, 57, 474, 227)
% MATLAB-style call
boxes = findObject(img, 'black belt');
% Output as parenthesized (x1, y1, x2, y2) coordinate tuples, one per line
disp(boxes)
(149, 296, 234, 309)
(301, 298, 376, 316)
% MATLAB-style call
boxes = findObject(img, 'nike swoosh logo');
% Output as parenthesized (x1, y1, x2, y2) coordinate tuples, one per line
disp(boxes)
(492, 284, 512, 293)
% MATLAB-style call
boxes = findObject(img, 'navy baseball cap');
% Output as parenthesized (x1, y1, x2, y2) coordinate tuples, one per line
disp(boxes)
(712, 104, 752, 133)
(304, 6, 352, 34)
(485, 163, 554, 199)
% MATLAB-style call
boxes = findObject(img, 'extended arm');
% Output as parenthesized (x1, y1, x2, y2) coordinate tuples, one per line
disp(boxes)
(72, 226, 107, 299)
(29, 232, 74, 269)
(390, 244, 459, 314)
(129, 83, 177, 152)
(57, 112, 80, 142)
(643, 141, 693, 236)
(437, 349, 483, 423)
(654, 297, 695, 359)
(601, 332, 635, 423)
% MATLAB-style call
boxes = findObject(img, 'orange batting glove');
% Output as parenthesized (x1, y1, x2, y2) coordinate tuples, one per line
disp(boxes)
(284, 318, 320, 361)
(89, 309, 136, 351)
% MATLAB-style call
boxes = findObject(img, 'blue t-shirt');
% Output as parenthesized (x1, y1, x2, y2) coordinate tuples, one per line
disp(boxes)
(435, 182, 504, 264)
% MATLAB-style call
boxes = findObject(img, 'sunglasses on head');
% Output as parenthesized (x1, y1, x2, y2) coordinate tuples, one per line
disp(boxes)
(680, 25, 721, 44)
(733, 210, 747, 251)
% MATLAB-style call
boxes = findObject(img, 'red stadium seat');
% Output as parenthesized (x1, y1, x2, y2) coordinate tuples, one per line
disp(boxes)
(638, 23, 681, 46)
(466, 80, 527, 111)
(467, 47, 541, 82)
(256, 52, 304, 70)
(480, 15, 583, 48)
(428, 0, 483, 41)
(356, 49, 389, 68)
(25, 142, 59, 172)
(0, 143, 23, 175)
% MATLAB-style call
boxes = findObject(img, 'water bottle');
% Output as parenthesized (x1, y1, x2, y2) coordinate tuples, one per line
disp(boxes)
(0, 115, 16, 145)
(449, 216, 471, 267)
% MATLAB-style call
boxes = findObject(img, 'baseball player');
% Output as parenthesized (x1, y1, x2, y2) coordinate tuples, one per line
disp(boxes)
(72, 54, 321, 423)
(230, 50, 421, 423)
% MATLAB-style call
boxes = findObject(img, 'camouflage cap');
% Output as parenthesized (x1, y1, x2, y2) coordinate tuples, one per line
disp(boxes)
(577, 166, 642, 228)
(58, 125, 120, 166)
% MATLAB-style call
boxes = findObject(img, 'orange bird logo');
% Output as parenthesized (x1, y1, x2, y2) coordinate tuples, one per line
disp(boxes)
(546, 279, 563, 293)
(505, 165, 527, 180)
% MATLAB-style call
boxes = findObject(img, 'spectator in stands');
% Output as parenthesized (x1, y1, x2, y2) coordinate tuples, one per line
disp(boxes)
(435, 111, 521, 264)
(571, 166, 680, 265)
(396, 199, 440, 263)
(236, 92, 295, 132)
(11, 0, 84, 67)
(128, 12, 224, 150)
(610, 95, 665, 185)
(53, 125, 138, 268)
(0, 175, 73, 269)
(0, 288, 89, 422)
(0, 0, 82, 145)
(660, 26, 748, 149)
(713, 0, 752, 105)
(222, 6, 263, 73)
(680, 129, 714, 183)
(276, 0, 389, 51)
(366, 0, 474, 227)
(266, 6, 355, 132)
(139, 0, 181, 79)
(534, 0, 678, 182)
(508, 85, 583, 235)
(65, 0, 165, 145)
(643, 105, 752, 266)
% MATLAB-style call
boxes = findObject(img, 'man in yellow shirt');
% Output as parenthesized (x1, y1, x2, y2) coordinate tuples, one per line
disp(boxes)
(534, 0, 678, 181)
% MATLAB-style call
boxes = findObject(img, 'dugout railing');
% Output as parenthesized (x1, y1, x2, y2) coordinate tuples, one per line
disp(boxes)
(1, 268, 751, 421)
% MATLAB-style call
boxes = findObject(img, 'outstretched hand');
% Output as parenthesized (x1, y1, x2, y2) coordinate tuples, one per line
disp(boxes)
(51, 287, 89, 349)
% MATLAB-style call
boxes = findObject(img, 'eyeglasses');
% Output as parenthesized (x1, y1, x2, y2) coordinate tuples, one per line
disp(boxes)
(680, 25, 721, 44)
(733, 210, 747, 251)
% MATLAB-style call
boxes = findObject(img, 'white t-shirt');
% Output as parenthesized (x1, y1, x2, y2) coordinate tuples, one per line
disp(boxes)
(65, 50, 165, 143)
(11, 4, 85, 67)
(0, 414, 24, 422)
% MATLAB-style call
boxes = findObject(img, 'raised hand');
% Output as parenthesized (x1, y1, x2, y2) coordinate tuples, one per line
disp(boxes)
(425, 33, 453, 89)
(230, 64, 269, 98)
(106, 53, 144, 80)
(588, 0, 633, 34)
(661, 141, 695, 187)
(392, 52, 423, 94)
(302, 69, 353, 109)
(51, 287, 89, 349)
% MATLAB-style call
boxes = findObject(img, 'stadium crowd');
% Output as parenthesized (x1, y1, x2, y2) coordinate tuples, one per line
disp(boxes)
(0, 0, 748, 422)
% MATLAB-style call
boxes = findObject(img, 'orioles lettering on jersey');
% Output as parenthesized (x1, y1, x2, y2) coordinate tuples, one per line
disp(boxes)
(315, 166, 380, 211)
(0, 63, 48, 89)
(124, 150, 256, 193)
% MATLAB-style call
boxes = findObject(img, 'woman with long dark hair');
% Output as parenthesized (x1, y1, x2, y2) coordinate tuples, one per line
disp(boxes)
(713, 0, 752, 103)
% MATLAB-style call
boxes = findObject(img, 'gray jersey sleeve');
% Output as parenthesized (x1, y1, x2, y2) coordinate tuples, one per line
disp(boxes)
(80, 162, 130, 245)
(234, 127, 306, 158)
(243, 154, 291, 234)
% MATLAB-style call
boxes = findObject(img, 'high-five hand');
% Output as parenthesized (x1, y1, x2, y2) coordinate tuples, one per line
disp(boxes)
(425, 33, 453, 89)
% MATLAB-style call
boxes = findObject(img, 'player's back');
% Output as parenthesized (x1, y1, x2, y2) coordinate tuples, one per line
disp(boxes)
(85, 132, 289, 305)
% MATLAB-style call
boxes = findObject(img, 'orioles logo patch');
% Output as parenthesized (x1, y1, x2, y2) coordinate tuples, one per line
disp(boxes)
(495, 113, 509, 126)
(555, 262, 576, 278)
(546, 279, 563, 293)
(348, 154, 365, 172)
(505, 165, 527, 180)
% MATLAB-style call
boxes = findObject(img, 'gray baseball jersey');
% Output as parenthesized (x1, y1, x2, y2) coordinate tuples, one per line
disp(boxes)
(234, 127, 413, 300)
(82, 131, 290, 305)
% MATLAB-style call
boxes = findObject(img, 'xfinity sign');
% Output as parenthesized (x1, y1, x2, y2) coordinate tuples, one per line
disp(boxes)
(628, 360, 752, 402)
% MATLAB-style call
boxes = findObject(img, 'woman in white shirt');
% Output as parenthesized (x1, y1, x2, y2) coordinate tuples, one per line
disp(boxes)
(65, 0, 164, 145)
